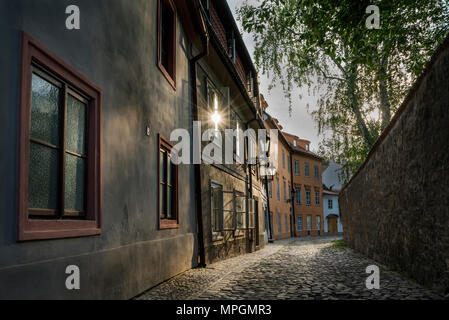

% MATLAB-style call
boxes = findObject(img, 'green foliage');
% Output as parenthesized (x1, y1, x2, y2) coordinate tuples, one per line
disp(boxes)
(238, 0, 449, 183)
(330, 239, 346, 250)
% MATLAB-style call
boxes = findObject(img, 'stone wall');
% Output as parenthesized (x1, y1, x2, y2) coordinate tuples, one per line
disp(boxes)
(340, 37, 449, 295)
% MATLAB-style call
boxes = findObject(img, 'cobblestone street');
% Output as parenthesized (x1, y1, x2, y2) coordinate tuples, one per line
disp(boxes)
(135, 236, 444, 300)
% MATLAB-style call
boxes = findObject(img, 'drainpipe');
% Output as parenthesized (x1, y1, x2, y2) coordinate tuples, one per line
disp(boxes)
(290, 152, 295, 238)
(190, 10, 209, 267)
(245, 117, 259, 252)
(265, 176, 272, 241)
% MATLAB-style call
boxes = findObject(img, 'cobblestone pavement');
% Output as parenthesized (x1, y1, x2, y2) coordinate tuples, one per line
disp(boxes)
(135, 236, 444, 300)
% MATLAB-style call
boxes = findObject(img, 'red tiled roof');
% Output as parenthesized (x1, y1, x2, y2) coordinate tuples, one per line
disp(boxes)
(323, 190, 340, 196)
(282, 131, 323, 160)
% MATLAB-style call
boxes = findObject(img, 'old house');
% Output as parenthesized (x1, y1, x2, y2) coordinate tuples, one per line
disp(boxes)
(322, 160, 344, 235)
(283, 133, 324, 237)
(195, 0, 268, 264)
(263, 112, 293, 240)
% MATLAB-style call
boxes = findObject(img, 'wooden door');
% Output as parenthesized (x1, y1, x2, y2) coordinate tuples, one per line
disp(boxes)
(328, 216, 338, 234)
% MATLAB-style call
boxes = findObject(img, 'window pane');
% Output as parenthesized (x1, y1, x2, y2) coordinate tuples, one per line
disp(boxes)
(28, 142, 59, 210)
(30, 73, 60, 145)
(167, 157, 173, 186)
(66, 94, 87, 155)
(298, 217, 302, 230)
(161, 1, 174, 73)
(211, 186, 218, 230)
(167, 186, 173, 219)
(160, 183, 166, 218)
(160, 151, 166, 183)
(64, 154, 86, 212)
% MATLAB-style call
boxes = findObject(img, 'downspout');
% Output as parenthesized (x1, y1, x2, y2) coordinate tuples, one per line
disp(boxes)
(190, 4, 209, 267)
(245, 117, 259, 252)
(265, 176, 272, 241)
(290, 151, 295, 238)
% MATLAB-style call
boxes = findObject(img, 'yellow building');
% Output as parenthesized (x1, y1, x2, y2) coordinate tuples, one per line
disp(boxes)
(283, 133, 324, 237)
(264, 112, 293, 240)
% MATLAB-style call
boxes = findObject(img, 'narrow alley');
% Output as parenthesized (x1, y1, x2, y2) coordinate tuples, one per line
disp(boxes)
(136, 237, 442, 300)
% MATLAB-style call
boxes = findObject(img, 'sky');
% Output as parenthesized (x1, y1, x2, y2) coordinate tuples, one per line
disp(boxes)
(227, 0, 321, 150)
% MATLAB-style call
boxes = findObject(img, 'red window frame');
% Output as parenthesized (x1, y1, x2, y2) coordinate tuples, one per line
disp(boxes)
(158, 134, 179, 230)
(157, 0, 177, 90)
(18, 32, 102, 241)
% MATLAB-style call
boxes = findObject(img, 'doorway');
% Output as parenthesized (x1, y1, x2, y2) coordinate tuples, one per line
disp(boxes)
(327, 215, 338, 235)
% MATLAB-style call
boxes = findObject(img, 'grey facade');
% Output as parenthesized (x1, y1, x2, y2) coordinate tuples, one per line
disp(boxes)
(0, 0, 198, 299)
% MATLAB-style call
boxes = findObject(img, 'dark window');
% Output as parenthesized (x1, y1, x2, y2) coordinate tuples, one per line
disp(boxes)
(159, 134, 179, 229)
(18, 33, 102, 241)
(306, 190, 311, 205)
(294, 160, 300, 175)
(307, 216, 312, 230)
(315, 191, 320, 205)
(28, 69, 89, 219)
(158, 0, 176, 89)
(297, 216, 303, 231)
(282, 150, 285, 168)
(314, 165, 319, 179)
(211, 182, 223, 232)
(328, 199, 333, 209)
(287, 156, 290, 173)
(305, 162, 310, 177)
(295, 189, 301, 205)
(236, 191, 246, 230)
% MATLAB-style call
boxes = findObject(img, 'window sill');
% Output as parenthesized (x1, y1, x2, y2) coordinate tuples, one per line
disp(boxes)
(212, 232, 224, 242)
(234, 230, 245, 238)
(18, 219, 101, 241)
(159, 219, 179, 230)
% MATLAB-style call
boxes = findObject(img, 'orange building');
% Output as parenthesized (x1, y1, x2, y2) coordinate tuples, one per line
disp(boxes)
(264, 113, 293, 240)
(283, 133, 324, 237)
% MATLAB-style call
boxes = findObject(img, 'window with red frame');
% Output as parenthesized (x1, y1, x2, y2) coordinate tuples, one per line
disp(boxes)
(18, 33, 102, 241)
(158, 135, 179, 229)
(157, 0, 176, 89)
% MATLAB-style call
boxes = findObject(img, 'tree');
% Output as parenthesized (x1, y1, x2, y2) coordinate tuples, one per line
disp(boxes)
(238, 0, 449, 182)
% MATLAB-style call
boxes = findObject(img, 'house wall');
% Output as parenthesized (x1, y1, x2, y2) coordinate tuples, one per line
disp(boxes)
(0, 0, 197, 299)
(323, 194, 343, 234)
(195, 40, 266, 265)
(339, 37, 449, 294)
(291, 153, 323, 237)
(268, 139, 292, 240)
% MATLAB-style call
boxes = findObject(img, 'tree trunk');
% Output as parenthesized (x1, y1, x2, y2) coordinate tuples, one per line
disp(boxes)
(379, 54, 391, 130)
(347, 63, 373, 148)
